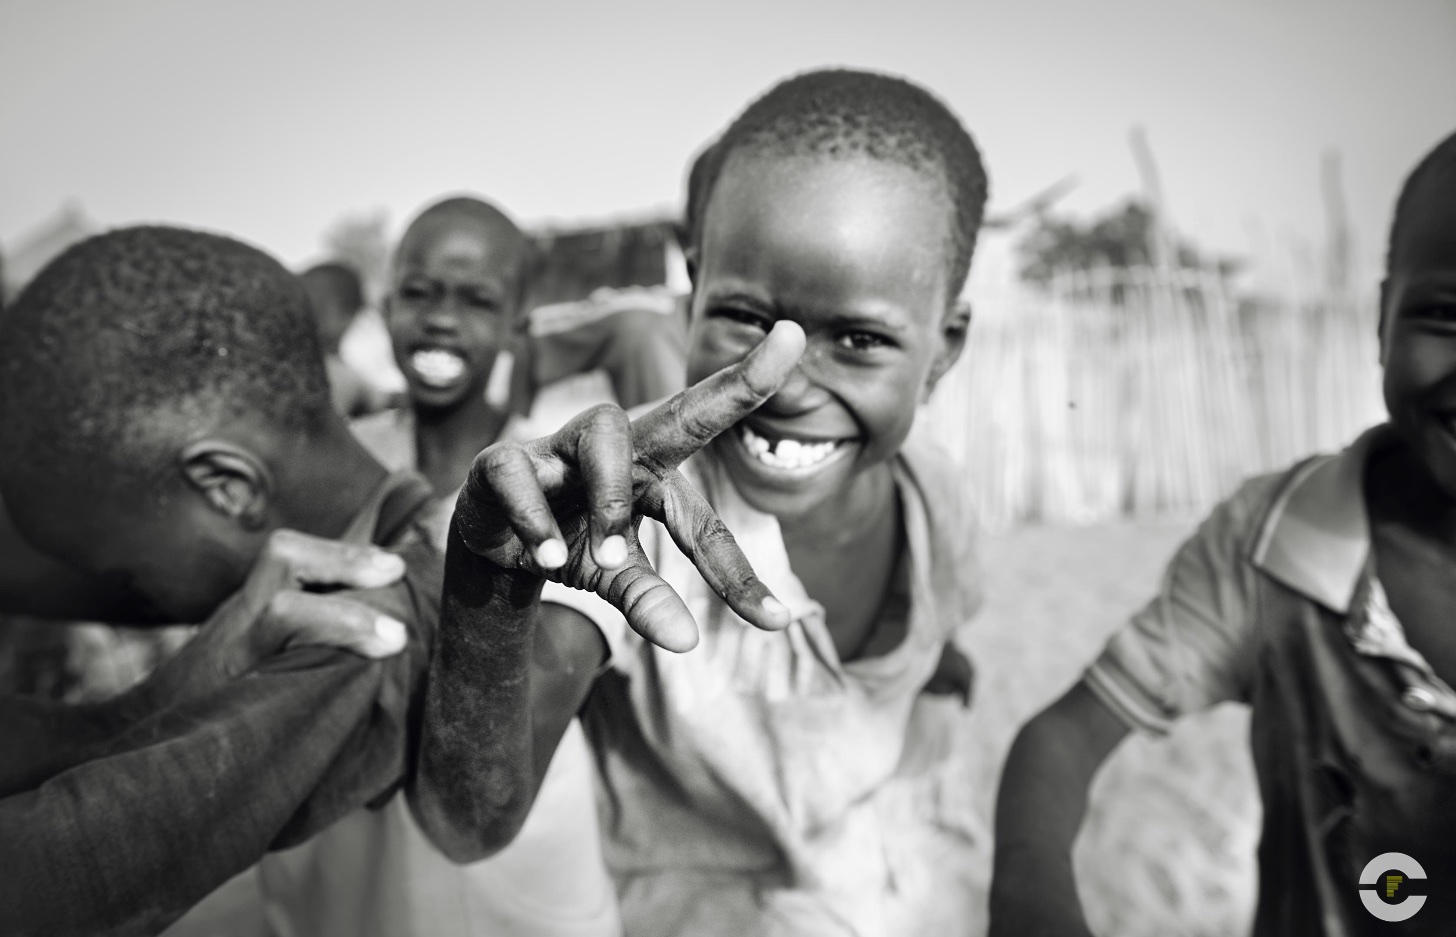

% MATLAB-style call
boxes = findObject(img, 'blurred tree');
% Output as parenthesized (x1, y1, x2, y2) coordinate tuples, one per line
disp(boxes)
(1017, 200, 1242, 286)
(321, 209, 391, 304)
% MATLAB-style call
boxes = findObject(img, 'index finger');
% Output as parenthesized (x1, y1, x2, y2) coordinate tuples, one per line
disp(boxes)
(263, 529, 406, 591)
(632, 320, 805, 471)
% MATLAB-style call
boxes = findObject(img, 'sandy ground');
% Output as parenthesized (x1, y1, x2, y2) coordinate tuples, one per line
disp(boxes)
(961, 519, 1261, 937)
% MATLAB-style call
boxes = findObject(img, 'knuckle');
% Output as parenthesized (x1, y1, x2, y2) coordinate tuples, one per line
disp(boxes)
(594, 497, 632, 521)
(585, 402, 629, 427)
(480, 442, 526, 474)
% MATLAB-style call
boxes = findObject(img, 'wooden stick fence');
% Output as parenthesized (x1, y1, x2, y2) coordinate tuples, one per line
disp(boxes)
(924, 266, 1384, 530)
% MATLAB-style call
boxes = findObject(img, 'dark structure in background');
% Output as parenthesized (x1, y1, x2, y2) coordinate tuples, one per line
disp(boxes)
(526, 218, 675, 308)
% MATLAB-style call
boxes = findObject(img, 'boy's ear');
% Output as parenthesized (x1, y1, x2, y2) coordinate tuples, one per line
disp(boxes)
(682, 245, 700, 288)
(1377, 277, 1391, 366)
(924, 299, 972, 402)
(178, 440, 274, 531)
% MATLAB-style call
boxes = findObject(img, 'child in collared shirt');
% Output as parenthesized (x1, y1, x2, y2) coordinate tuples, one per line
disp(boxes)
(990, 129, 1456, 937)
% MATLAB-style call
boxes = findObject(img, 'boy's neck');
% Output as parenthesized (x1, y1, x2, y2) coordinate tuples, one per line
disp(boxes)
(280, 424, 392, 540)
(1369, 443, 1456, 549)
(777, 462, 897, 548)
(412, 390, 512, 496)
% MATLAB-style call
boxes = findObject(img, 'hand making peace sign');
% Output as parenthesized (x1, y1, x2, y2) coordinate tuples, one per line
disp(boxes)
(451, 320, 806, 651)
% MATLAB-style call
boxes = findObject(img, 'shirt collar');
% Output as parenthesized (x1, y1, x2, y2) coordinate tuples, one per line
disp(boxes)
(1250, 424, 1395, 613)
(339, 469, 435, 548)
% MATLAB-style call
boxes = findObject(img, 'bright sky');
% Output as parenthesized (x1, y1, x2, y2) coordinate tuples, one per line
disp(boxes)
(2, 0, 1453, 288)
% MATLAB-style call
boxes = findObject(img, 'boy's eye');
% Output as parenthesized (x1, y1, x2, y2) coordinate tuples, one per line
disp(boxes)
(464, 293, 499, 312)
(837, 331, 892, 352)
(710, 307, 773, 330)
(398, 283, 433, 303)
(1411, 303, 1456, 323)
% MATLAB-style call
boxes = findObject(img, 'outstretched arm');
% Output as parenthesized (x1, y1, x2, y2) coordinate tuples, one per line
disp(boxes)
(412, 321, 806, 862)
(989, 680, 1130, 937)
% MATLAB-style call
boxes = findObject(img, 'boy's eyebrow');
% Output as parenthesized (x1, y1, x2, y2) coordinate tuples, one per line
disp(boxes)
(702, 288, 914, 334)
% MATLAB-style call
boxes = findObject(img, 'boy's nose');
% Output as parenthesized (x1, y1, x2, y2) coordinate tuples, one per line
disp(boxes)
(757, 364, 827, 418)
(422, 304, 462, 334)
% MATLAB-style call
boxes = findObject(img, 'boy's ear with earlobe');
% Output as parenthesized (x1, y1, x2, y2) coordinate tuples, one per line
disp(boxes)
(924, 299, 972, 401)
(179, 441, 274, 531)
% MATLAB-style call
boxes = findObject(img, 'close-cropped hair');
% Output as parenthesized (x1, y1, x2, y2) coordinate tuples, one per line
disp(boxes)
(0, 225, 333, 501)
(1388, 129, 1456, 269)
(685, 68, 989, 298)
(301, 261, 366, 313)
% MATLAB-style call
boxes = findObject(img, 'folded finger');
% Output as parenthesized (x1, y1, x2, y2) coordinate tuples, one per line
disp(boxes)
(632, 320, 804, 471)
(654, 471, 791, 633)
(469, 443, 567, 569)
(262, 590, 408, 660)
(600, 541, 701, 653)
(571, 405, 633, 569)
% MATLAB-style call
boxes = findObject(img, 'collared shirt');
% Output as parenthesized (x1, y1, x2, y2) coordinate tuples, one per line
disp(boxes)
(544, 418, 986, 937)
(1, 470, 441, 937)
(1085, 425, 1456, 935)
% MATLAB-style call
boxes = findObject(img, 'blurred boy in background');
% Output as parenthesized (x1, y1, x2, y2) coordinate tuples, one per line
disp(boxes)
(299, 261, 398, 418)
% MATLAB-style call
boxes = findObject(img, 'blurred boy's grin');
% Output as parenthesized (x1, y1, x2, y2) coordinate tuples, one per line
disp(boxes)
(1379, 178, 1456, 498)
(408, 345, 471, 389)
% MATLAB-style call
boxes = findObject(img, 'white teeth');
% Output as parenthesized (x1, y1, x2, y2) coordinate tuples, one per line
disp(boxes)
(739, 425, 843, 470)
(411, 349, 466, 388)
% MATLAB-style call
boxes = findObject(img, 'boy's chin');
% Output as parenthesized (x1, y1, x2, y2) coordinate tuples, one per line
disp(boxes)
(407, 381, 476, 413)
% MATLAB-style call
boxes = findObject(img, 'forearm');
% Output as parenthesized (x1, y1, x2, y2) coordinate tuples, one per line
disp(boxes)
(410, 519, 544, 862)
(989, 681, 1129, 937)
(0, 655, 389, 937)
(0, 681, 172, 797)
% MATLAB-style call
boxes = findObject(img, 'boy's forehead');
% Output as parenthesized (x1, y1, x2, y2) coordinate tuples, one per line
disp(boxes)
(699, 153, 954, 314)
(397, 214, 528, 277)
(1395, 174, 1456, 271)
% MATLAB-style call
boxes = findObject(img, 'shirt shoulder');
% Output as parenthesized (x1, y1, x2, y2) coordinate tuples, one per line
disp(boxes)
(350, 409, 415, 474)
(1083, 468, 1290, 734)
(895, 423, 983, 628)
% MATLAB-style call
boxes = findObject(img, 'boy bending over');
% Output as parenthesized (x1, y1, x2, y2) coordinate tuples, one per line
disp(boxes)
(0, 226, 793, 936)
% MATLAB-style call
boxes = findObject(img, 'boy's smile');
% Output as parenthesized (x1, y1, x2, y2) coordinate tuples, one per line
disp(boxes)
(1381, 174, 1456, 497)
(386, 219, 528, 412)
(687, 153, 965, 520)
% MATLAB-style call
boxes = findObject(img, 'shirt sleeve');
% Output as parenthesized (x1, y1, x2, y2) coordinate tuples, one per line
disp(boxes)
(1082, 473, 1281, 734)
(0, 540, 438, 937)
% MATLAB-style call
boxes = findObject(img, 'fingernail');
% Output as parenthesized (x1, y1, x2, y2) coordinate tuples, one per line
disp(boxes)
(598, 535, 628, 569)
(537, 539, 568, 570)
(373, 616, 407, 653)
(761, 596, 790, 624)
(370, 551, 405, 573)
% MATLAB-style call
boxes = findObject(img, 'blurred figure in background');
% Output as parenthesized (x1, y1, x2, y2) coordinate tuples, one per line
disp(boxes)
(299, 261, 398, 418)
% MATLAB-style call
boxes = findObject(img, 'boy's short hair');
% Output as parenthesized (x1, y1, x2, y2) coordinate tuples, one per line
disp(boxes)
(1389, 129, 1456, 268)
(301, 261, 366, 314)
(0, 226, 333, 501)
(395, 196, 535, 301)
(685, 68, 989, 298)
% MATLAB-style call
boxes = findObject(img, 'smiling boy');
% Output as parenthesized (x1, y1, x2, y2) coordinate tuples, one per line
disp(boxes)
(417, 69, 988, 937)
(989, 130, 1456, 937)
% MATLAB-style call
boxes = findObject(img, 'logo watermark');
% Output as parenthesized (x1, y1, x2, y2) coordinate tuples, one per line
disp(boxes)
(1360, 853, 1427, 923)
